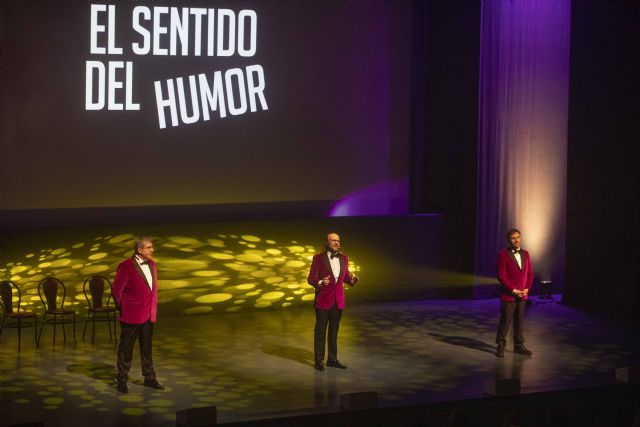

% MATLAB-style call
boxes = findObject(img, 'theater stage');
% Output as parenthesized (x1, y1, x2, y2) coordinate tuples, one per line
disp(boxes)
(1, 297, 638, 426)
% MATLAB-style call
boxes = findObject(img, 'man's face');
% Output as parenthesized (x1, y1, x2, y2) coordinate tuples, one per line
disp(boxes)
(138, 240, 155, 261)
(326, 233, 341, 253)
(508, 232, 521, 250)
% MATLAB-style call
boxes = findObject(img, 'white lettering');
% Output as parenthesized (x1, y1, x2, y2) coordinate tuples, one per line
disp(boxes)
(85, 61, 105, 110)
(207, 9, 215, 56)
(199, 71, 227, 120)
(107, 5, 122, 54)
(217, 9, 235, 57)
(108, 61, 124, 110)
(154, 79, 179, 128)
(246, 65, 268, 112)
(132, 6, 151, 55)
(125, 62, 140, 110)
(129, 7, 257, 57)
(176, 76, 200, 124)
(169, 7, 189, 56)
(154, 65, 267, 128)
(89, 5, 106, 54)
(225, 68, 247, 115)
(237, 10, 257, 57)
(153, 7, 169, 55)
(191, 8, 207, 56)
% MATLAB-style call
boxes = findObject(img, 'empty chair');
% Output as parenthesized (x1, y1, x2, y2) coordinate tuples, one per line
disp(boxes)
(82, 275, 117, 343)
(0, 280, 39, 352)
(38, 277, 76, 346)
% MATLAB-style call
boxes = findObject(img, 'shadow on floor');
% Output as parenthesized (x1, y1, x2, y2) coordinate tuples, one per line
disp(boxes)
(428, 333, 496, 355)
(260, 342, 315, 367)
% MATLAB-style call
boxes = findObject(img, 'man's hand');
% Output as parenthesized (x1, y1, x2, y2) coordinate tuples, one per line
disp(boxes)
(319, 276, 331, 287)
(350, 274, 359, 285)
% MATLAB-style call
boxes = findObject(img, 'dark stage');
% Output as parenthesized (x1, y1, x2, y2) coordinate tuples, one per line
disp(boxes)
(2, 297, 638, 426)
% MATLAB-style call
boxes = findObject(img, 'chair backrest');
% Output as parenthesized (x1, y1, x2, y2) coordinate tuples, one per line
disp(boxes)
(83, 275, 112, 309)
(0, 281, 17, 314)
(39, 277, 66, 312)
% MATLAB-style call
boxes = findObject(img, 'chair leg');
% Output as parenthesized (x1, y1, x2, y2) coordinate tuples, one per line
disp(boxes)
(17, 317, 22, 352)
(91, 313, 96, 344)
(82, 314, 89, 341)
(38, 313, 46, 346)
(0, 314, 5, 335)
(72, 312, 77, 343)
(107, 312, 113, 343)
(53, 315, 57, 347)
(35, 316, 39, 349)
(61, 315, 66, 343)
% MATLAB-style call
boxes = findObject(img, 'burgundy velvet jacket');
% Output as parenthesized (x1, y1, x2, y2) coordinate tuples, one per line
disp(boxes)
(307, 252, 356, 310)
(497, 248, 534, 302)
(112, 257, 158, 324)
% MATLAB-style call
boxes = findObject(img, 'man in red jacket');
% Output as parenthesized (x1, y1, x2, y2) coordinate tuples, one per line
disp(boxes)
(113, 236, 164, 393)
(495, 228, 534, 358)
(307, 233, 359, 371)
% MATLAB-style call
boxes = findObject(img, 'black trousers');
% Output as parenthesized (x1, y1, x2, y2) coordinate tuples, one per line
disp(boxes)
(314, 304, 343, 363)
(496, 300, 526, 346)
(117, 320, 156, 383)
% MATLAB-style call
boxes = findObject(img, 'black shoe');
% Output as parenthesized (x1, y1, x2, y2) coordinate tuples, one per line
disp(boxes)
(116, 382, 128, 394)
(514, 345, 533, 356)
(314, 362, 325, 371)
(326, 360, 347, 369)
(143, 378, 165, 390)
(495, 345, 505, 358)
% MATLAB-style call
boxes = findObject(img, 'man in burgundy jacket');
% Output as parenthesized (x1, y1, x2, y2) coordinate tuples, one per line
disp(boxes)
(307, 232, 359, 371)
(113, 236, 163, 393)
(495, 228, 534, 357)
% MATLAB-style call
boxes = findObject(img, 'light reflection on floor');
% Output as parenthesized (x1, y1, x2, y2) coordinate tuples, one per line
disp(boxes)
(1, 298, 638, 426)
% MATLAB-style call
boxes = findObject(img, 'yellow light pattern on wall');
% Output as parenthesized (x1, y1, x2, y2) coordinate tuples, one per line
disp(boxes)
(0, 232, 360, 317)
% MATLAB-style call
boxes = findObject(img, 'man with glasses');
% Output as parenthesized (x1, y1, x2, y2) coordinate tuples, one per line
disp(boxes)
(113, 236, 164, 393)
(307, 232, 359, 371)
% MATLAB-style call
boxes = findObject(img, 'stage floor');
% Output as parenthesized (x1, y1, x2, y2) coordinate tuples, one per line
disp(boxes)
(1, 297, 639, 426)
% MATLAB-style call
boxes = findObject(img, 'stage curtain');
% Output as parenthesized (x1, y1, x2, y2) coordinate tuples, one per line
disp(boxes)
(473, 1, 571, 297)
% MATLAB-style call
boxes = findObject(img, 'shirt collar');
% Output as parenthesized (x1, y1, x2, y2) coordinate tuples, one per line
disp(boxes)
(135, 255, 149, 265)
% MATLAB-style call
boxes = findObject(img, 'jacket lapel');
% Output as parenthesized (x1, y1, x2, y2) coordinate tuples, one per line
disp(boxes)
(133, 257, 153, 288)
(508, 250, 523, 271)
(150, 261, 156, 290)
(322, 253, 332, 278)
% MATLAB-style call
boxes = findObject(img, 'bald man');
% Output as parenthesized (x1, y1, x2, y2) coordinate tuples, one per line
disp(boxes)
(307, 233, 359, 371)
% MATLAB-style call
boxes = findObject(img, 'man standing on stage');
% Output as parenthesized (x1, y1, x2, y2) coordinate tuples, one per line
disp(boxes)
(495, 228, 534, 358)
(307, 232, 359, 371)
(113, 236, 164, 393)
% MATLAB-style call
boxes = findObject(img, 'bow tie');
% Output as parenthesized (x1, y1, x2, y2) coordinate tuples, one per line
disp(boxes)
(512, 250, 520, 254)
(330, 253, 340, 259)
(139, 260, 150, 265)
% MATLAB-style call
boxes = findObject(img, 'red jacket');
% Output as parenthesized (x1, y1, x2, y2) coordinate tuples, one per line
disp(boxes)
(307, 252, 356, 310)
(497, 248, 534, 302)
(112, 257, 158, 324)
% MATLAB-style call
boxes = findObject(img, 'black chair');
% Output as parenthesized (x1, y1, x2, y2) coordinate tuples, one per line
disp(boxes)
(38, 277, 76, 346)
(0, 281, 39, 352)
(82, 275, 117, 343)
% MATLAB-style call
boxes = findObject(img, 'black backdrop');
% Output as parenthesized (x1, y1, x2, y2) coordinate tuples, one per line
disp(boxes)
(564, 2, 640, 319)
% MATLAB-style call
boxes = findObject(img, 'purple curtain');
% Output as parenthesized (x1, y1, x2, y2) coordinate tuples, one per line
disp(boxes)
(474, 1, 571, 297)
